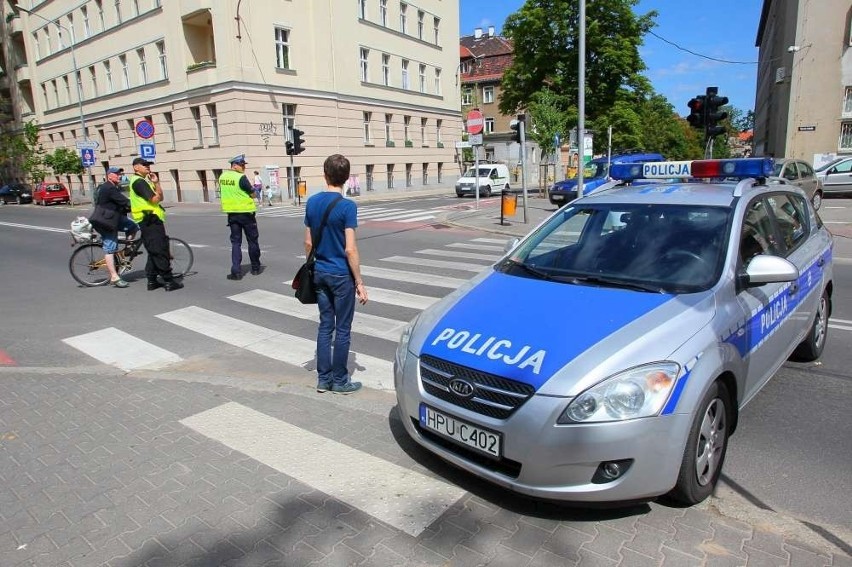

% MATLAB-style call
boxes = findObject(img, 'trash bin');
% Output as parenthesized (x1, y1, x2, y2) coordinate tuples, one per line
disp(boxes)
(501, 192, 518, 216)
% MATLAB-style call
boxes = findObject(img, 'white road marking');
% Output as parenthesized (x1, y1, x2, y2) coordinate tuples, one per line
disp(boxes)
(381, 256, 491, 272)
(472, 237, 510, 245)
(282, 281, 438, 310)
(360, 266, 468, 288)
(416, 248, 502, 262)
(396, 214, 438, 223)
(0, 221, 69, 233)
(446, 242, 506, 252)
(156, 307, 394, 390)
(180, 402, 465, 537)
(62, 327, 182, 371)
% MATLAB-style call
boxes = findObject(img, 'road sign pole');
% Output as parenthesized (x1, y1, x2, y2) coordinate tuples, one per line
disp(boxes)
(466, 109, 485, 210)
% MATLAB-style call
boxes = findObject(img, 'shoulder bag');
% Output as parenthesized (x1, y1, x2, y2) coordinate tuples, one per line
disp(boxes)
(292, 194, 343, 304)
(88, 184, 120, 234)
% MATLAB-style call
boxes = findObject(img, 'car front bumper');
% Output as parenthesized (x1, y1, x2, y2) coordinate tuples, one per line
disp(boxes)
(548, 190, 577, 205)
(395, 353, 690, 502)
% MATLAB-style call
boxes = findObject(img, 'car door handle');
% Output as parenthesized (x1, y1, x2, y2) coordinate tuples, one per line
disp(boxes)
(788, 283, 799, 295)
(817, 257, 825, 267)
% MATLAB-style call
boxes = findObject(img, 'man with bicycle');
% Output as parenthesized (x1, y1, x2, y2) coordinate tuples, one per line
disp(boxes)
(95, 166, 138, 288)
(128, 157, 184, 291)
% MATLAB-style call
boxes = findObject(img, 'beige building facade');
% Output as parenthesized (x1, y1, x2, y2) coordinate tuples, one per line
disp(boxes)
(754, 0, 852, 165)
(1, 0, 462, 202)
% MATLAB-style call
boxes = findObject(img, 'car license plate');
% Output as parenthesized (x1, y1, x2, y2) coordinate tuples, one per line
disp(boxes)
(419, 404, 501, 458)
(552, 194, 564, 201)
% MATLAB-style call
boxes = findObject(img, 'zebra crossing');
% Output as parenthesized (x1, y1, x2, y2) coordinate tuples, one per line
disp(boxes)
(62, 237, 509, 389)
(256, 203, 446, 224)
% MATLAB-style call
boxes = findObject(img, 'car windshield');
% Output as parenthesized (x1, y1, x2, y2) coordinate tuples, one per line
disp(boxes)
(462, 167, 495, 178)
(772, 162, 784, 176)
(46, 185, 64, 192)
(568, 161, 607, 180)
(496, 202, 732, 293)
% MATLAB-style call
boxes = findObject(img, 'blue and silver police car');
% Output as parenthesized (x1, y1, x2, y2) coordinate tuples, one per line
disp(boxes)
(395, 158, 833, 504)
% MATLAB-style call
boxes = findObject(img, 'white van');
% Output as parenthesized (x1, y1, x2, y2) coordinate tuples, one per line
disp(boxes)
(455, 164, 512, 197)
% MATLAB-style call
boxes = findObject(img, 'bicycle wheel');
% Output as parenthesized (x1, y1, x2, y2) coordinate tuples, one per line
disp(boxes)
(168, 237, 194, 276)
(69, 243, 111, 287)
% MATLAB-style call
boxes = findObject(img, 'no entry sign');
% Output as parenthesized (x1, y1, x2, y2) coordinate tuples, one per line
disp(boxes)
(466, 109, 484, 135)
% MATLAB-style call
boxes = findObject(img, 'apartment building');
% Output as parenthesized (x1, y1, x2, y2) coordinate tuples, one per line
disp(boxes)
(0, 0, 462, 202)
(754, 0, 852, 165)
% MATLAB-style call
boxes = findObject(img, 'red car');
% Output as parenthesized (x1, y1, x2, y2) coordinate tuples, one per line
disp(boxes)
(33, 182, 71, 205)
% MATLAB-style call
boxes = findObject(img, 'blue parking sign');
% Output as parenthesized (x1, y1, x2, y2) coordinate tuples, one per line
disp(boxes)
(139, 142, 156, 160)
(80, 148, 96, 167)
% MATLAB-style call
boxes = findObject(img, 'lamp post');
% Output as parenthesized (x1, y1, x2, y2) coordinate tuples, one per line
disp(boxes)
(18, 7, 90, 205)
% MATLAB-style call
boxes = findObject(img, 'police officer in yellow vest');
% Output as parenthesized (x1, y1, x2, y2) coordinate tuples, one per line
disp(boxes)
(129, 157, 183, 291)
(220, 154, 262, 280)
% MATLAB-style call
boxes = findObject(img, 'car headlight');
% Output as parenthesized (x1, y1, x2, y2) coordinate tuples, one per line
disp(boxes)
(395, 314, 420, 369)
(557, 362, 680, 424)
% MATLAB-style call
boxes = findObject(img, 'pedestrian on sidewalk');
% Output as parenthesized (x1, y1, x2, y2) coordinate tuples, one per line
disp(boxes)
(252, 170, 263, 203)
(304, 154, 368, 394)
(219, 154, 262, 280)
(93, 166, 138, 288)
(128, 157, 183, 291)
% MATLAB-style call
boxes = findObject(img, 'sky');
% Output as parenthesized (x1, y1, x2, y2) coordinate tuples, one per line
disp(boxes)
(459, 0, 762, 114)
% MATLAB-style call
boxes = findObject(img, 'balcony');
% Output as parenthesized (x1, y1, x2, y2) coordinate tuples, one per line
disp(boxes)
(6, 13, 22, 34)
(14, 63, 30, 83)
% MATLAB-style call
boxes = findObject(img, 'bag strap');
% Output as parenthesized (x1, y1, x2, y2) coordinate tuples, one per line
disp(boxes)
(308, 194, 343, 262)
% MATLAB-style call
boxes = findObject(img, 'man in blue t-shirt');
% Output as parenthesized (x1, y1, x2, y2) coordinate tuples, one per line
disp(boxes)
(304, 154, 368, 394)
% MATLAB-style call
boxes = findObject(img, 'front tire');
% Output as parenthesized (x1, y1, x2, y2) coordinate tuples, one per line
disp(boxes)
(668, 381, 731, 505)
(69, 244, 111, 287)
(792, 289, 830, 361)
(168, 237, 194, 277)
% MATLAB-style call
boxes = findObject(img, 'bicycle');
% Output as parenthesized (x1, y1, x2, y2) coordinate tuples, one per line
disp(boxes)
(69, 232, 194, 287)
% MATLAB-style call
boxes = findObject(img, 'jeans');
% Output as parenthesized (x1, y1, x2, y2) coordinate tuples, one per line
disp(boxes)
(315, 271, 356, 387)
(227, 212, 261, 274)
(101, 216, 139, 254)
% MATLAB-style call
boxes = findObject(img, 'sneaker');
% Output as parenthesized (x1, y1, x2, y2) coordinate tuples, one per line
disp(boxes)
(164, 280, 184, 292)
(331, 381, 362, 395)
(226, 272, 242, 281)
(250, 266, 263, 276)
(316, 382, 331, 393)
(147, 281, 164, 291)
(110, 278, 129, 288)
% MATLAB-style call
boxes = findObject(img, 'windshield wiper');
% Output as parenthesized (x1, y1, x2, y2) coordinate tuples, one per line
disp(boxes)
(499, 258, 551, 280)
(565, 275, 666, 294)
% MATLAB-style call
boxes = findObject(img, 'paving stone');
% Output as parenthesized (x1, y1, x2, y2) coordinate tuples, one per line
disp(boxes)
(598, 514, 640, 536)
(181, 540, 244, 567)
(622, 522, 667, 561)
(830, 554, 852, 567)
(445, 498, 496, 534)
(541, 525, 595, 563)
(6, 532, 57, 565)
(618, 548, 663, 567)
(263, 518, 323, 554)
(302, 519, 359, 555)
(309, 542, 367, 567)
(701, 522, 749, 560)
(404, 543, 458, 566)
(785, 543, 831, 567)
(704, 553, 748, 567)
(580, 524, 634, 562)
(676, 508, 715, 535)
(72, 536, 135, 567)
(341, 522, 397, 558)
(501, 519, 552, 557)
(479, 544, 535, 567)
(299, 499, 355, 530)
(663, 521, 711, 560)
(528, 548, 580, 567)
(745, 527, 791, 561)
(359, 543, 408, 567)
(637, 506, 686, 536)
(120, 515, 178, 550)
(144, 538, 206, 566)
(660, 545, 707, 567)
(422, 521, 478, 557)
(458, 522, 514, 558)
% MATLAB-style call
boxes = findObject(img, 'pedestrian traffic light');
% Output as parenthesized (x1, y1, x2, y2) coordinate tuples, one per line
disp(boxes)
(285, 140, 295, 155)
(687, 96, 705, 129)
(704, 87, 729, 139)
(510, 116, 524, 144)
(292, 128, 306, 155)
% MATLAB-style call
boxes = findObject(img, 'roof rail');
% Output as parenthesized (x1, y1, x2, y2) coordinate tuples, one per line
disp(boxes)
(732, 177, 761, 197)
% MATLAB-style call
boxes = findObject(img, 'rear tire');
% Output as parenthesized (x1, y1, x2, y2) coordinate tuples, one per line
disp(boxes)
(792, 289, 829, 361)
(69, 243, 111, 287)
(667, 381, 731, 505)
(168, 237, 194, 276)
(812, 191, 823, 210)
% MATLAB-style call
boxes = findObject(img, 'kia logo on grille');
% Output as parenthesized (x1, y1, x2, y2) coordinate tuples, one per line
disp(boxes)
(449, 378, 474, 398)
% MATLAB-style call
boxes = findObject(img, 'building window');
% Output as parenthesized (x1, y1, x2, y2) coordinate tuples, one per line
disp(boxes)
(358, 0, 366, 19)
(844, 87, 852, 116)
(434, 68, 441, 95)
(164, 112, 176, 150)
(82, 7, 90, 38)
(33, 34, 40, 60)
(437, 162, 443, 183)
(420, 117, 427, 145)
(419, 64, 426, 93)
(76, 71, 83, 100)
(114, 0, 122, 25)
(385, 114, 393, 142)
(461, 89, 473, 105)
(359, 48, 369, 82)
(485, 117, 495, 134)
(112, 122, 121, 155)
(63, 76, 72, 103)
(283, 103, 296, 131)
(433, 17, 440, 45)
(207, 104, 219, 145)
(840, 122, 852, 151)
(126, 120, 135, 152)
(417, 10, 424, 40)
(401, 59, 410, 89)
(98, 129, 106, 153)
(67, 14, 74, 41)
(52, 80, 60, 107)
(399, 3, 407, 33)
(382, 54, 391, 86)
(89, 66, 98, 97)
(156, 41, 167, 79)
(406, 163, 413, 187)
(363, 111, 372, 144)
(274, 27, 290, 69)
(387, 164, 395, 189)
(104, 61, 113, 93)
(483, 86, 494, 104)
(404, 115, 411, 142)
(422, 162, 428, 185)
(41, 84, 49, 110)
(379, 0, 388, 26)
(436, 119, 442, 144)
(119, 54, 130, 89)
(366, 164, 374, 191)
(191, 106, 203, 145)
(137, 48, 147, 85)
(95, 0, 105, 31)
(131, 0, 139, 17)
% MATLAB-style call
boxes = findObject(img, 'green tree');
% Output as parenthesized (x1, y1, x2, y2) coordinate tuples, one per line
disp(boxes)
(44, 147, 85, 177)
(499, 0, 656, 119)
(7, 121, 48, 182)
(526, 87, 572, 163)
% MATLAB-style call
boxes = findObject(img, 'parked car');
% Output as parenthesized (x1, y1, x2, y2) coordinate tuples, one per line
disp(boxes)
(33, 181, 71, 205)
(0, 183, 33, 205)
(771, 158, 822, 209)
(815, 156, 852, 195)
(395, 157, 833, 505)
(455, 164, 512, 198)
(548, 152, 665, 206)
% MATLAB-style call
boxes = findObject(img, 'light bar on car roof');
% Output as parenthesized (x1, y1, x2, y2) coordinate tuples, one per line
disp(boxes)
(610, 158, 774, 182)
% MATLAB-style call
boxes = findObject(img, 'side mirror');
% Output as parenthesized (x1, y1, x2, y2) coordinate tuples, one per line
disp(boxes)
(741, 255, 798, 288)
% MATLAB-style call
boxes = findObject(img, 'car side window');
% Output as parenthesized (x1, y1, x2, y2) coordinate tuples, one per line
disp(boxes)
(832, 160, 852, 174)
(782, 164, 798, 181)
(797, 162, 814, 178)
(740, 199, 778, 265)
(767, 194, 808, 253)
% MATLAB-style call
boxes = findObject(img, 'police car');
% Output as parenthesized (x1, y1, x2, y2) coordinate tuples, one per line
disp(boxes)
(394, 158, 833, 504)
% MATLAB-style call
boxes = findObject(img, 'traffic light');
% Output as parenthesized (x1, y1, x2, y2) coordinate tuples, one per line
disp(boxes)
(687, 96, 705, 130)
(292, 128, 306, 155)
(509, 115, 524, 144)
(704, 87, 729, 139)
(285, 140, 295, 155)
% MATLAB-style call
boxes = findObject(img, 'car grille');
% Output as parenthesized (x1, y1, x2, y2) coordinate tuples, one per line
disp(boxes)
(419, 354, 535, 419)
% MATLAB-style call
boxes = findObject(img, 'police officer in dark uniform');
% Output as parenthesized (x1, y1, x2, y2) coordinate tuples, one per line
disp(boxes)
(218, 154, 262, 280)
